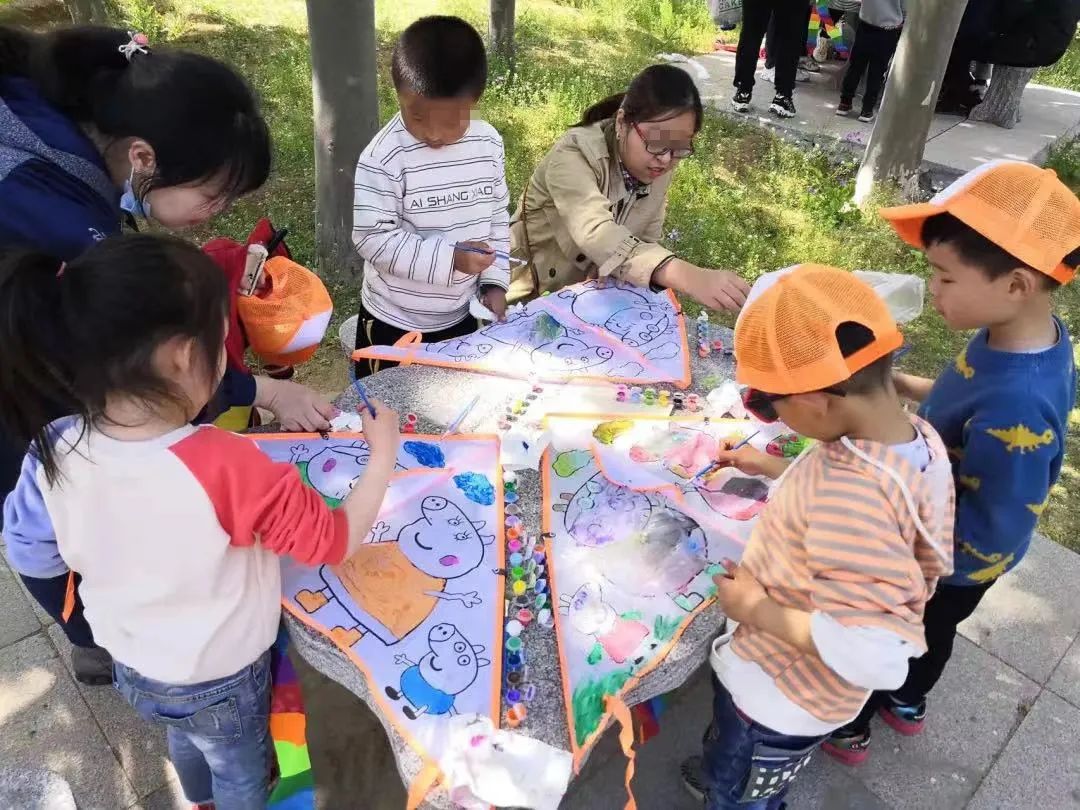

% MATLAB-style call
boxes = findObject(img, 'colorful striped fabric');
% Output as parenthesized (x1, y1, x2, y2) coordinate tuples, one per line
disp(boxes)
(807, 6, 849, 57)
(269, 624, 315, 810)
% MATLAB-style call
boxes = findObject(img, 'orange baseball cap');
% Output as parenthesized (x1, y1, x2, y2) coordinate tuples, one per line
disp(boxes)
(237, 256, 333, 366)
(879, 159, 1080, 285)
(735, 264, 903, 395)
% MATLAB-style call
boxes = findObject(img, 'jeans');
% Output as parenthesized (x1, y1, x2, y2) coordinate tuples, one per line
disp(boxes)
(702, 676, 826, 809)
(735, 0, 806, 97)
(114, 651, 275, 809)
(840, 21, 902, 113)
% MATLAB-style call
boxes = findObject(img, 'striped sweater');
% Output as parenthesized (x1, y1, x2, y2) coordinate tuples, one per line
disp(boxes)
(352, 114, 511, 331)
(729, 416, 955, 725)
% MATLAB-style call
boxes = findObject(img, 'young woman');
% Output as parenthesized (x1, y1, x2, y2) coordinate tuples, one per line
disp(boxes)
(508, 64, 750, 312)
(0, 25, 333, 683)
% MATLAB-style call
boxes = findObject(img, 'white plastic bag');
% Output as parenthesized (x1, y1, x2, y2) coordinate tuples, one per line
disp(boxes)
(852, 270, 926, 324)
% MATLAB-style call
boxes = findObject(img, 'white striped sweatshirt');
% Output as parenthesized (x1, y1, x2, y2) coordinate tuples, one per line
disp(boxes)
(352, 114, 511, 332)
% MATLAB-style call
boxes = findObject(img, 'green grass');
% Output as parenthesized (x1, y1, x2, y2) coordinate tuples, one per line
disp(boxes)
(3, 0, 1079, 551)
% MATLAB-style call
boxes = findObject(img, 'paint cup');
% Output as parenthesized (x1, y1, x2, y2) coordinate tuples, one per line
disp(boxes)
(505, 657, 522, 673)
(512, 594, 529, 609)
(506, 670, 523, 687)
(534, 593, 548, 610)
(526, 573, 537, 590)
(505, 703, 527, 727)
(505, 503, 521, 516)
(512, 579, 527, 596)
(533, 550, 546, 565)
(535, 578, 548, 594)
(506, 651, 523, 668)
(538, 608, 554, 627)
(506, 688, 522, 703)
(526, 392, 538, 401)
(505, 636, 523, 653)
(504, 491, 519, 505)
(405, 413, 418, 424)
(533, 564, 546, 579)
(507, 525, 523, 541)
(511, 566, 525, 580)
(505, 619, 523, 637)
(507, 538, 522, 553)
(504, 470, 518, 485)
(517, 609, 534, 626)
(509, 552, 524, 567)
(505, 515, 522, 529)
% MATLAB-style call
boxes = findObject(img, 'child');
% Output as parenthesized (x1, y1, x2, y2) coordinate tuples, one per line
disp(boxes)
(680, 264, 955, 809)
(351, 15, 511, 377)
(824, 160, 1080, 763)
(836, 0, 905, 122)
(732, 0, 806, 118)
(0, 234, 400, 807)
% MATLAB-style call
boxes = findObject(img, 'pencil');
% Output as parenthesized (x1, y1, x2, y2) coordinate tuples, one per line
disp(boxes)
(351, 379, 377, 418)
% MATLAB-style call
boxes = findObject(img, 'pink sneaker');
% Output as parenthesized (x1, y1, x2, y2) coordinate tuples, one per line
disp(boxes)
(879, 700, 926, 736)
(821, 731, 870, 766)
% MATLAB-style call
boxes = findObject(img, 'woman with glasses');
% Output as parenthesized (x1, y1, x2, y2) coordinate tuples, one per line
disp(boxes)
(507, 64, 750, 312)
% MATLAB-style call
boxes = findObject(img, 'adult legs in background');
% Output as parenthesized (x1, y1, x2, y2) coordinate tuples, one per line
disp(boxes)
(859, 25, 903, 117)
(353, 300, 479, 379)
(19, 572, 113, 685)
(734, 0, 775, 95)
(769, 0, 806, 100)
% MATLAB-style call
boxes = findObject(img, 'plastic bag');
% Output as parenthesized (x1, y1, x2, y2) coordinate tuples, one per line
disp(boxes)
(852, 271, 926, 324)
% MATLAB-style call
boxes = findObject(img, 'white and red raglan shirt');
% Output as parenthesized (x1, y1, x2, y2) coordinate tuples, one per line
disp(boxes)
(3, 419, 348, 684)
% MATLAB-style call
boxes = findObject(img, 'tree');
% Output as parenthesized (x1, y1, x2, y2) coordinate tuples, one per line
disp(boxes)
(63, 0, 112, 23)
(853, 0, 970, 204)
(489, 0, 516, 63)
(968, 67, 1037, 129)
(306, 0, 380, 281)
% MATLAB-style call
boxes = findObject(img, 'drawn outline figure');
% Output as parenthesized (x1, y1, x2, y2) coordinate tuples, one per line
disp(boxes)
(559, 582, 657, 666)
(385, 623, 491, 719)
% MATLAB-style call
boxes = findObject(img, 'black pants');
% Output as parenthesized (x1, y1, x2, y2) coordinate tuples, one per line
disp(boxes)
(841, 21, 902, 113)
(353, 301, 479, 379)
(20, 571, 97, 648)
(844, 579, 996, 734)
(736, 0, 806, 97)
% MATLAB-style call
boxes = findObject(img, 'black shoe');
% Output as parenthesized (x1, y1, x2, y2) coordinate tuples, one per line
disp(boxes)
(769, 94, 796, 118)
(680, 755, 707, 802)
(836, 100, 853, 116)
(858, 109, 876, 123)
(72, 645, 113, 686)
(731, 89, 752, 113)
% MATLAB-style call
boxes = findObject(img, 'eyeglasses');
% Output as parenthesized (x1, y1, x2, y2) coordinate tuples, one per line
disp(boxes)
(742, 386, 847, 423)
(631, 122, 694, 159)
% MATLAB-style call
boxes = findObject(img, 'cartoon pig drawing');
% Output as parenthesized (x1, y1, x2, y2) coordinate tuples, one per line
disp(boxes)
(559, 583, 655, 666)
(386, 623, 491, 719)
(531, 336, 614, 373)
(293, 442, 406, 506)
(296, 496, 494, 647)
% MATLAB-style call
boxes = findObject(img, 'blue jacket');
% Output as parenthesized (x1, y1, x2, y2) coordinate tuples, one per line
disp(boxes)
(920, 318, 1076, 586)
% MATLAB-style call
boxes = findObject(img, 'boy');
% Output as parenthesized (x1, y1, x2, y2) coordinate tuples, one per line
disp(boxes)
(351, 16, 511, 377)
(824, 159, 1080, 763)
(836, 0, 904, 123)
(681, 264, 955, 809)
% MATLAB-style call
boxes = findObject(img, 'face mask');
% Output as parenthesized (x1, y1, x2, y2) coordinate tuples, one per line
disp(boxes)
(119, 167, 151, 219)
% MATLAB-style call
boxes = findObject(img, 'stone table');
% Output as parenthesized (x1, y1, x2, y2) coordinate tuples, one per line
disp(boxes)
(279, 341, 735, 808)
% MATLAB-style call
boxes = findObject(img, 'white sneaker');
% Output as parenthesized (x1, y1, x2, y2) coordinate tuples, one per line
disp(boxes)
(757, 67, 775, 84)
(813, 37, 830, 63)
(796, 67, 812, 83)
(799, 56, 821, 73)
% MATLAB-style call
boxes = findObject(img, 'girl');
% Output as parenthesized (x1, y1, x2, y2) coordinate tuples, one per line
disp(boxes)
(0, 233, 400, 808)
(0, 25, 335, 681)
(508, 64, 750, 312)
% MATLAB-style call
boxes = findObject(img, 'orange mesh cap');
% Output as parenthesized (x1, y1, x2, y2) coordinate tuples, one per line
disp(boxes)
(735, 264, 903, 394)
(237, 256, 333, 366)
(880, 159, 1080, 284)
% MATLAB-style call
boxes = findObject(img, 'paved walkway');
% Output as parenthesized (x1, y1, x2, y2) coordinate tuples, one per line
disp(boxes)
(1, 532, 1077, 808)
(687, 50, 1080, 176)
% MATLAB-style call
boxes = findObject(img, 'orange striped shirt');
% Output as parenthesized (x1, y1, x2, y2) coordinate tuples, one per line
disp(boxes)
(730, 416, 955, 724)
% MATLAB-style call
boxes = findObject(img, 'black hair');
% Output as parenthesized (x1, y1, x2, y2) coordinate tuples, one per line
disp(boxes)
(921, 213, 1065, 291)
(0, 25, 270, 204)
(0, 234, 229, 485)
(576, 64, 703, 130)
(835, 321, 892, 395)
(391, 16, 487, 99)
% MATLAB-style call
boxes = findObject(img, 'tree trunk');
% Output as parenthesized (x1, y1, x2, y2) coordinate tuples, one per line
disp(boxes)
(968, 66, 1036, 129)
(305, 0, 379, 282)
(489, 0, 517, 63)
(853, 0, 970, 204)
(64, 0, 111, 23)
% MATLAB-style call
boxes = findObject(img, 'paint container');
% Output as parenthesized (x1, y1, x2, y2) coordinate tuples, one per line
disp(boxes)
(504, 598, 511, 617)
(506, 688, 522, 704)
(504, 479, 518, 494)
(504, 470, 518, 485)
(505, 619, 523, 637)
(532, 564, 546, 579)
(505, 703, 527, 728)
(505, 515, 522, 529)
(526, 392, 538, 402)
(535, 578, 548, 594)
(517, 608, 534, 626)
(505, 651, 523, 668)
(538, 608, 554, 627)
(497, 418, 511, 430)
(505, 503, 521, 516)
(630, 386, 642, 403)
(508, 552, 522, 568)
(510, 566, 525, 581)
(403, 420, 417, 434)
(526, 572, 538, 590)
(522, 684, 538, 702)
(672, 392, 685, 410)
(505, 656, 523, 673)
(512, 594, 530, 610)
(512, 579, 527, 597)
(504, 491, 519, 505)
(534, 593, 548, 611)
(513, 400, 526, 415)
(507, 538, 522, 554)
(658, 390, 671, 407)
(533, 550, 546, 566)
(505, 636, 523, 654)
(507, 526, 523, 542)
(506, 670, 524, 687)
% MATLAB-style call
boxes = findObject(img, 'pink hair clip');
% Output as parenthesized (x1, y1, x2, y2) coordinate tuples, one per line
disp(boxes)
(118, 32, 150, 62)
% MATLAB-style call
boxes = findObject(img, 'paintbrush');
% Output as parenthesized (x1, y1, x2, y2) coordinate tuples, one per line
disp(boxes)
(454, 243, 528, 267)
(690, 430, 761, 484)
(442, 395, 480, 437)
(351, 378, 377, 418)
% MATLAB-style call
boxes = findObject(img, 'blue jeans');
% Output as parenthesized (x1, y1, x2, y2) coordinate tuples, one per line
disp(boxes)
(702, 676, 826, 809)
(114, 651, 275, 809)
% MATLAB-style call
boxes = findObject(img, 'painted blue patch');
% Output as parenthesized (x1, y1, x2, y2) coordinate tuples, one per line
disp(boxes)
(403, 441, 445, 468)
(454, 472, 495, 506)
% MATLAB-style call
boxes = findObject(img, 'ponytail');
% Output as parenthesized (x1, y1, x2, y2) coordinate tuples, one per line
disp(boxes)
(0, 249, 80, 485)
(574, 64, 703, 132)
(0, 25, 270, 204)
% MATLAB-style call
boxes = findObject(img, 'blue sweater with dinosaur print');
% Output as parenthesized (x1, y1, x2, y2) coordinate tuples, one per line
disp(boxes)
(919, 317, 1076, 586)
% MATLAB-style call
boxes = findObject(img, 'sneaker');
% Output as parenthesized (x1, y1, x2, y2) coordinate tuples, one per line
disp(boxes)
(858, 109, 876, 123)
(680, 755, 707, 802)
(879, 698, 926, 736)
(731, 89, 752, 113)
(836, 100, 853, 116)
(72, 644, 113, 686)
(822, 728, 871, 766)
(769, 94, 796, 118)
(757, 66, 775, 84)
(799, 55, 821, 73)
(796, 67, 812, 83)
(813, 37, 830, 63)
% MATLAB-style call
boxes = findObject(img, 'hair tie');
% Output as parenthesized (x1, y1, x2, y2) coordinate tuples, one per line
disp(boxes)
(118, 32, 150, 62)
(56, 261, 66, 279)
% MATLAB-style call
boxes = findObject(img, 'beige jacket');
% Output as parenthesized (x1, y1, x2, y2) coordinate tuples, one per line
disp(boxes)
(507, 119, 675, 303)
